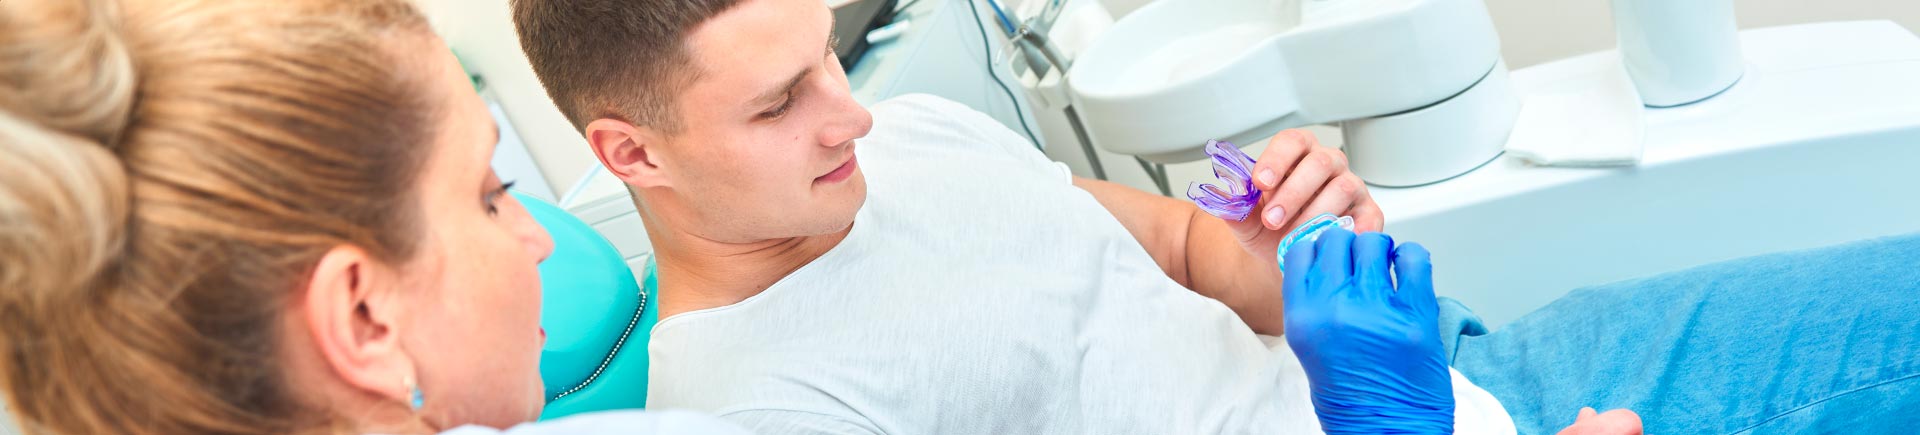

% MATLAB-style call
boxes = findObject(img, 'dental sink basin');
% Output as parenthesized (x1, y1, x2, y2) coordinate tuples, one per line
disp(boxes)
(1099, 13, 1290, 97)
(1070, 0, 1512, 182)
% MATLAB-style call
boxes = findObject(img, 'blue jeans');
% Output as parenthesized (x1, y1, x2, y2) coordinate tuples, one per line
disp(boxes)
(1446, 233, 1920, 435)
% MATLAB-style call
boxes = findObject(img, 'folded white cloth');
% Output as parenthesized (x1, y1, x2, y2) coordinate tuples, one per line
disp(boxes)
(1504, 63, 1646, 167)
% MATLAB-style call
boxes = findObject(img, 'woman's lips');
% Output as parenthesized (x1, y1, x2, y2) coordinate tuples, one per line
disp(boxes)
(816, 154, 858, 184)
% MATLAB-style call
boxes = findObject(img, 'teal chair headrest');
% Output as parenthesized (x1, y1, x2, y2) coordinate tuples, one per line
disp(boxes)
(515, 192, 660, 420)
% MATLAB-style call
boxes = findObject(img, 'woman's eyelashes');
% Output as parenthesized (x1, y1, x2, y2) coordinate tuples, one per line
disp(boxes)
(485, 180, 516, 216)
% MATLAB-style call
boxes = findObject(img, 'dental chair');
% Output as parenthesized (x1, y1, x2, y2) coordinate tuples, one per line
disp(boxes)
(515, 192, 660, 420)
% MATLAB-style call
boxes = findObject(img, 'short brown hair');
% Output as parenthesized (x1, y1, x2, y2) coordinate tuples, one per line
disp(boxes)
(510, 0, 747, 134)
(0, 0, 433, 433)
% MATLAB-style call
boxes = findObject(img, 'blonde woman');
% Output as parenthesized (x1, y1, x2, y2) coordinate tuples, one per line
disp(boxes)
(0, 0, 743, 433)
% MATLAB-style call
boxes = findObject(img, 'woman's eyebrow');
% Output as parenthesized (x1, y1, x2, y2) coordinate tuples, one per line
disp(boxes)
(478, 121, 502, 181)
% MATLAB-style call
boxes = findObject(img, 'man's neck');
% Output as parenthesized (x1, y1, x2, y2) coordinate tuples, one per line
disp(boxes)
(649, 223, 851, 319)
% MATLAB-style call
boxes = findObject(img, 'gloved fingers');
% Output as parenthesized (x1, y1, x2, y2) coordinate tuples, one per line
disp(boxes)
(1311, 228, 1357, 288)
(1283, 228, 1317, 306)
(1391, 242, 1437, 315)
(1351, 232, 1395, 301)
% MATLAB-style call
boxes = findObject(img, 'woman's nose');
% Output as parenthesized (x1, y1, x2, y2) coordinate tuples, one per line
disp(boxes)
(514, 201, 556, 264)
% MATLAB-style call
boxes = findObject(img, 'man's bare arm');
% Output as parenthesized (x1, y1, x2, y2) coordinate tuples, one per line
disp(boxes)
(1067, 130, 1383, 335)
(1072, 176, 1287, 334)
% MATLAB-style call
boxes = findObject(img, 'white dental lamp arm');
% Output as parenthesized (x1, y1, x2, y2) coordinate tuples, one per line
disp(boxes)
(1068, 0, 1519, 186)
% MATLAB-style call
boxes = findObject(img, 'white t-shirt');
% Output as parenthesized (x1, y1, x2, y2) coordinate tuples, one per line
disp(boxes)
(647, 94, 1515, 434)
(433, 410, 749, 435)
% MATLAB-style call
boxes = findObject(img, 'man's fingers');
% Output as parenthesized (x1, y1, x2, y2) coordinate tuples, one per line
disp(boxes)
(1597, 409, 1644, 435)
(1351, 232, 1394, 301)
(1347, 189, 1386, 234)
(1250, 130, 1316, 231)
(1559, 408, 1642, 435)
(1289, 172, 1363, 231)
(1265, 149, 1343, 231)
(1252, 129, 1316, 190)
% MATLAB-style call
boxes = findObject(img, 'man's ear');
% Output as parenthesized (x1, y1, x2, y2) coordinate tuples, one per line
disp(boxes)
(304, 245, 414, 403)
(586, 118, 671, 189)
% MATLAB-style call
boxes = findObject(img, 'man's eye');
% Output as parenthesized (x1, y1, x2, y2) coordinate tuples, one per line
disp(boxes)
(762, 98, 794, 119)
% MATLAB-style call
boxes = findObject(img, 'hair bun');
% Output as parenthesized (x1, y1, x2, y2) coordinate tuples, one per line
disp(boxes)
(0, 0, 139, 148)
(0, 111, 131, 300)
(0, 0, 135, 303)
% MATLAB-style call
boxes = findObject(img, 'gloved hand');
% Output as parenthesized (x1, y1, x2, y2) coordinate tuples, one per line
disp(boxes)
(1282, 228, 1454, 434)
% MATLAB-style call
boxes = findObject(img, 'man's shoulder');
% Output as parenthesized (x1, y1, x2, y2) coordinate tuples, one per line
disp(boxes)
(869, 93, 972, 118)
(863, 94, 1053, 171)
(866, 93, 1005, 145)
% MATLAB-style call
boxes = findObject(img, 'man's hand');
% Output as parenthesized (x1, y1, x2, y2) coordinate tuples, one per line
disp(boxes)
(1556, 408, 1643, 435)
(1223, 129, 1384, 267)
(1283, 229, 1452, 434)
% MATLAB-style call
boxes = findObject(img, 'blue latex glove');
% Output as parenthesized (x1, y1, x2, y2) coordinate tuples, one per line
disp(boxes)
(1282, 228, 1454, 434)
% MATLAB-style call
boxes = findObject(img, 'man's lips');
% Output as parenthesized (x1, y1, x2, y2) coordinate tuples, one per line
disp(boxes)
(816, 154, 858, 184)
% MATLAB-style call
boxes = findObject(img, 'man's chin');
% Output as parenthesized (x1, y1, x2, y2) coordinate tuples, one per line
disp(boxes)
(845, 173, 866, 207)
(817, 202, 864, 236)
(806, 180, 865, 237)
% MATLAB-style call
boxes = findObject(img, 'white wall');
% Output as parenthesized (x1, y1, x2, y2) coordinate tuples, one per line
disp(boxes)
(2, 404, 17, 435)
(416, 0, 593, 197)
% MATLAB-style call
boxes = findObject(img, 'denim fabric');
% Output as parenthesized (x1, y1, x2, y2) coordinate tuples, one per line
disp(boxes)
(1450, 233, 1920, 435)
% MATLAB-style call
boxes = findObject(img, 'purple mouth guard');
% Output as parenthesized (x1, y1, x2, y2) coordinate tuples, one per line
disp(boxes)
(1186, 140, 1261, 221)
(1186, 139, 1358, 271)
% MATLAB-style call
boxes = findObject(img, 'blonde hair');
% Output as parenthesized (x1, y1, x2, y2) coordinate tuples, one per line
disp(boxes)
(0, 0, 435, 434)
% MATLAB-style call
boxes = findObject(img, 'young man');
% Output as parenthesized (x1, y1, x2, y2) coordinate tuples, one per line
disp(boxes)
(508, 0, 1517, 433)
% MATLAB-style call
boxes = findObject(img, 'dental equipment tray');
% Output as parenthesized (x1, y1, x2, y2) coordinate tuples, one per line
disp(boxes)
(832, 0, 899, 71)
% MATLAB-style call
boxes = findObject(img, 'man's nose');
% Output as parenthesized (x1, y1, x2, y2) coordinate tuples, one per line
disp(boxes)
(818, 92, 873, 148)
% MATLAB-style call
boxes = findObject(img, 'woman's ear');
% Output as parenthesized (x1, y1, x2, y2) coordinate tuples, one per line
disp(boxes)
(585, 118, 671, 189)
(302, 245, 415, 403)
